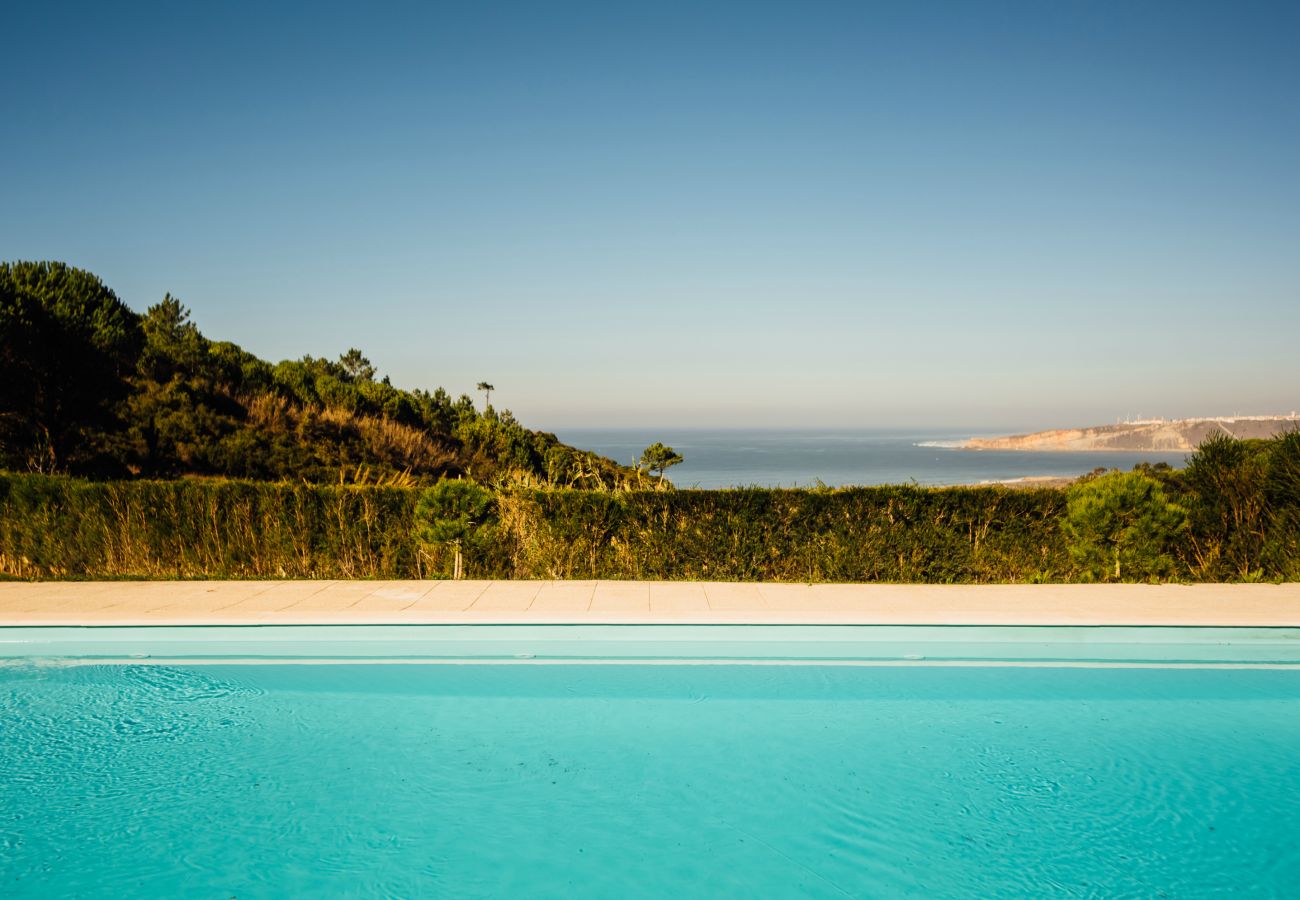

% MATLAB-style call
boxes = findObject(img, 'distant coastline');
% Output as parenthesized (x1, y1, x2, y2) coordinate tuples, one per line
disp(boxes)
(559, 428, 1189, 488)
(961, 415, 1300, 453)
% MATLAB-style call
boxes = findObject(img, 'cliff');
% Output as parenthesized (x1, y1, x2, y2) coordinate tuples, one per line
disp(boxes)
(964, 416, 1300, 452)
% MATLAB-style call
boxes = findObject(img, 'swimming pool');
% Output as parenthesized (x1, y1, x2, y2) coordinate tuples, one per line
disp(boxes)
(4, 626, 1299, 897)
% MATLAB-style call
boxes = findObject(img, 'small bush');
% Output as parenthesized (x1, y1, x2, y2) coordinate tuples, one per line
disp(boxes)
(1181, 434, 1271, 578)
(1062, 471, 1187, 582)
(1263, 430, 1300, 579)
(413, 480, 495, 579)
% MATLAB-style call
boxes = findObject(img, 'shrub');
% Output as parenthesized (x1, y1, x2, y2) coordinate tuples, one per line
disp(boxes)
(1062, 471, 1187, 582)
(1181, 434, 1271, 578)
(413, 480, 495, 579)
(1263, 429, 1300, 579)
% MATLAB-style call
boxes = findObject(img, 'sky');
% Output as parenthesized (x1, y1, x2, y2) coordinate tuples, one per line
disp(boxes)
(4, 1, 1298, 431)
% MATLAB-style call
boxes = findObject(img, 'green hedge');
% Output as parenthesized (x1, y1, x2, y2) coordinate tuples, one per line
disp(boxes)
(0, 473, 1069, 582)
(491, 487, 1069, 582)
(8, 432, 1298, 582)
(0, 474, 417, 579)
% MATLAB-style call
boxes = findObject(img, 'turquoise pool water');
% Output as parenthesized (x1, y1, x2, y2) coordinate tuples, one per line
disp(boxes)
(3, 628, 1299, 897)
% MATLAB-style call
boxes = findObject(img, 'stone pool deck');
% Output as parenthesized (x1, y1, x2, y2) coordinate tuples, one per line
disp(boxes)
(0, 580, 1298, 627)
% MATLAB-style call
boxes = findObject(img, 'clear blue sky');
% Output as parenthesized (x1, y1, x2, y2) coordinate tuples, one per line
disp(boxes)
(4, 1, 1297, 430)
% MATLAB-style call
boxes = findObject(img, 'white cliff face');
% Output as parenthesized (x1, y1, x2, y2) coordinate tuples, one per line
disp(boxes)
(963, 416, 1300, 452)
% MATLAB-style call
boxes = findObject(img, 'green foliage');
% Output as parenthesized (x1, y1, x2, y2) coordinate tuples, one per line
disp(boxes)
(0, 261, 142, 474)
(493, 484, 1071, 582)
(5, 460, 1299, 582)
(413, 479, 495, 578)
(1062, 471, 1187, 582)
(0, 474, 1071, 582)
(639, 442, 684, 483)
(1130, 460, 1181, 489)
(339, 348, 376, 382)
(1181, 434, 1272, 578)
(415, 480, 494, 545)
(0, 473, 416, 579)
(1262, 429, 1300, 579)
(0, 261, 630, 487)
(126, 295, 241, 477)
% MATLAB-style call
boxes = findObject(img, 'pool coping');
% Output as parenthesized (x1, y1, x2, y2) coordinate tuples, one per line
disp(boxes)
(4, 623, 1299, 666)
(1, 580, 1298, 627)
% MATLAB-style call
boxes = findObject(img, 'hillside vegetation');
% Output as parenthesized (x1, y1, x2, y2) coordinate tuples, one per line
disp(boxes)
(0, 261, 629, 486)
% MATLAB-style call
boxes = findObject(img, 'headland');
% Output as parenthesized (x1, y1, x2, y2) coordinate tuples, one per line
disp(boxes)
(964, 415, 1300, 452)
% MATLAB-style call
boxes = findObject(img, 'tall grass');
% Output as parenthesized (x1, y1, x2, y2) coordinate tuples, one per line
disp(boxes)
(0, 474, 416, 579)
(7, 436, 1296, 583)
(0, 474, 1069, 581)
(489, 487, 1069, 582)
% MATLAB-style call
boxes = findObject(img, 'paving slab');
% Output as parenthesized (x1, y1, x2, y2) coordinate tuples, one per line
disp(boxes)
(589, 581, 650, 616)
(530, 581, 598, 615)
(702, 582, 767, 611)
(399, 582, 481, 614)
(650, 582, 710, 616)
(469, 581, 544, 612)
(0, 580, 1298, 626)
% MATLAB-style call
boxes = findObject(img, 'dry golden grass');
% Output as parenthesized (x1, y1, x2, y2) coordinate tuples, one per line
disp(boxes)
(243, 392, 459, 477)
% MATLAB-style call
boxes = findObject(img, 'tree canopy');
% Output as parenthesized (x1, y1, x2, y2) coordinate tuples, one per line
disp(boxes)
(639, 442, 684, 483)
(0, 262, 141, 474)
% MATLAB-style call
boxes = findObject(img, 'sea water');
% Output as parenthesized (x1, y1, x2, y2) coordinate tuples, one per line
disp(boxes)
(3, 662, 1297, 897)
(556, 428, 1188, 488)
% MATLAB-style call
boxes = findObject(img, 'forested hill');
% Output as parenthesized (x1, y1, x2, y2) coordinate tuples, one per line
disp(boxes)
(0, 261, 629, 486)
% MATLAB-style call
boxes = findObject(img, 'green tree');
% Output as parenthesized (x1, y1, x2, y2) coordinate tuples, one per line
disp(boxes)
(476, 381, 494, 410)
(0, 261, 142, 473)
(339, 348, 376, 382)
(1263, 429, 1300, 579)
(125, 295, 234, 476)
(453, 393, 478, 427)
(413, 479, 494, 578)
(138, 295, 207, 381)
(639, 442, 684, 485)
(1062, 471, 1187, 582)
(1182, 434, 1271, 578)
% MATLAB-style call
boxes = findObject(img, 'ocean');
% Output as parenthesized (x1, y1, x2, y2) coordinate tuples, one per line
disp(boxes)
(554, 428, 1189, 489)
